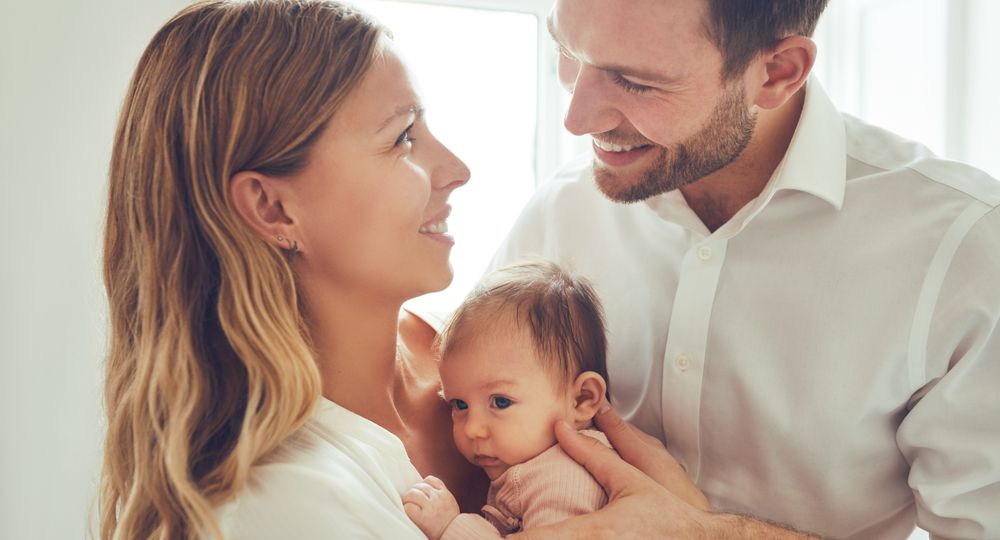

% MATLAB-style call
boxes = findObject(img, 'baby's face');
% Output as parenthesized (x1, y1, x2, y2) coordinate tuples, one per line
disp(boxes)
(440, 326, 576, 481)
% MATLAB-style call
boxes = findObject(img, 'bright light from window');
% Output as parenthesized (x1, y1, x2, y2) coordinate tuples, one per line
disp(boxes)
(360, 1, 539, 313)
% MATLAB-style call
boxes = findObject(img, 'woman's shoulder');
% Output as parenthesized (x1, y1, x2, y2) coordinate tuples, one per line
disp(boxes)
(216, 463, 422, 539)
(215, 407, 426, 539)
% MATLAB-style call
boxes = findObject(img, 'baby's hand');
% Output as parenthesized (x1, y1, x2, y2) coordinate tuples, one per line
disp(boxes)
(403, 475, 460, 540)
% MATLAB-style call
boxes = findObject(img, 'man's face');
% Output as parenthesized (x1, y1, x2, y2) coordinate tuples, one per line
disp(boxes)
(550, 0, 757, 202)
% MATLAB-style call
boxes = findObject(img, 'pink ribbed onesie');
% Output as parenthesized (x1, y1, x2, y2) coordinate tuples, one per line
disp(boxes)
(441, 429, 611, 539)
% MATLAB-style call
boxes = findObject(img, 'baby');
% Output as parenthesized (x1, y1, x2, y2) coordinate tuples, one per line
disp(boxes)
(403, 261, 613, 539)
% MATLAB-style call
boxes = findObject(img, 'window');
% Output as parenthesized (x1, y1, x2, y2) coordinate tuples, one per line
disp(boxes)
(361, 0, 582, 313)
(814, 0, 1000, 180)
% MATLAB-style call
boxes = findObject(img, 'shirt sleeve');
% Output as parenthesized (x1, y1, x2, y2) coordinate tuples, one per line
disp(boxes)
(897, 204, 1000, 539)
(440, 514, 504, 540)
(513, 435, 610, 530)
(217, 463, 426, 540)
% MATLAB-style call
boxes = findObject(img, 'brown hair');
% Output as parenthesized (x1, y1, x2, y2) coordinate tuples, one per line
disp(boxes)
(100, 1, 384, 539)
(438, 261, 610, 396)
(703, 0, 831, 80)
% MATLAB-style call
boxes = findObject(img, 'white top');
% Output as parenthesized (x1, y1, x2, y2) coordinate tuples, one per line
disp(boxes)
(215, 397, 425, 539)
(488, 79, 1000, 539)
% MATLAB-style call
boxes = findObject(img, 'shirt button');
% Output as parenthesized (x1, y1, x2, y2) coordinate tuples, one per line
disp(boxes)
(697, 246, 713, 261)
(675, 355, 691, 372)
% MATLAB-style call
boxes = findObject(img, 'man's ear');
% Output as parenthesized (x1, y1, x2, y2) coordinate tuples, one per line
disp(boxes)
(752, 35, 816, 110)
(570, 371, 608, 428)
(229, 170, 297, 250)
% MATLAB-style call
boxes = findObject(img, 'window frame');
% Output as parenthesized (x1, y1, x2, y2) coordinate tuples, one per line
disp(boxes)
(371, 0, 568, 184)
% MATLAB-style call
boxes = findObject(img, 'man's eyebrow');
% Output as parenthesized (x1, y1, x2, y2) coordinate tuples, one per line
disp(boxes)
(546, 13, 678, 86)
(376, 104, 423, 134)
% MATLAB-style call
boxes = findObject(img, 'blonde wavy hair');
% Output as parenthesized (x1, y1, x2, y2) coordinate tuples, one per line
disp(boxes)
(100, 2, 384, 538)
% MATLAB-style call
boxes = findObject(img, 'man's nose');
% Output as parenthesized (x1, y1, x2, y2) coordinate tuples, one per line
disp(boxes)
(563, 64, 623, 136)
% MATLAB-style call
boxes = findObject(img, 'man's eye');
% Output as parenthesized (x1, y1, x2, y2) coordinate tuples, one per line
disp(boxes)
(612, 73, 653, 95)
(491, 396, 512, 409)
(451, 399, 468, 411)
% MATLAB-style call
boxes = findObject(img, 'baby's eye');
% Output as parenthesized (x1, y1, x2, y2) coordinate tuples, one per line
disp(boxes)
(451, 399, 468, 411)
(491, 396, 513, 409)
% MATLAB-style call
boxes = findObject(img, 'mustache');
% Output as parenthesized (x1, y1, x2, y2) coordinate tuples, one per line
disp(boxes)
(592, 130, 657, 148)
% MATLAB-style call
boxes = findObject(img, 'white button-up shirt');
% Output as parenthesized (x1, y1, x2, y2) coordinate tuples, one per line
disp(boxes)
(488, 79, 1000, 539)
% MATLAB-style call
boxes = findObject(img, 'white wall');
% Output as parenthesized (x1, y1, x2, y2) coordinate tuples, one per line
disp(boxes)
(0, 2, 186, 538)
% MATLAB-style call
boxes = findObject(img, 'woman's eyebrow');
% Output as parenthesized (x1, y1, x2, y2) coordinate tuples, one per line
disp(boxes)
(376, 104, 424, 134)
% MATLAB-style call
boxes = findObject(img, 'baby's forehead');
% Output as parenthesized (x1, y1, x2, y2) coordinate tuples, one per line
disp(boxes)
(440, 337, 569, 391)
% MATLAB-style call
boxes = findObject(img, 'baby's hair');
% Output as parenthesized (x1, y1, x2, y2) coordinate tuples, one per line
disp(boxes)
(438, 260, 610, 396)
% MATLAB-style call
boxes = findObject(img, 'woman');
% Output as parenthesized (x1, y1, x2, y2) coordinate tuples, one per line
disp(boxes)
(100, 1, 487, 538)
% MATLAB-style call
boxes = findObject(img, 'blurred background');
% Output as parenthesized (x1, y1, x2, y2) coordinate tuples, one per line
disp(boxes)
(1, 0, 996, 538)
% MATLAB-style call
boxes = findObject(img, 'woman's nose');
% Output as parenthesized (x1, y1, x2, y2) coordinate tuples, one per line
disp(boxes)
(431, 141, 471, 192)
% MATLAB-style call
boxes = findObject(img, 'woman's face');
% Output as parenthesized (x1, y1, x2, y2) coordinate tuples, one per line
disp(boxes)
(283, 43, 470, 302)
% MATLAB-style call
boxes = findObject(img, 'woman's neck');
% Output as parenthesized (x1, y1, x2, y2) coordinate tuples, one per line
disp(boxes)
(304, 285, 411, 434)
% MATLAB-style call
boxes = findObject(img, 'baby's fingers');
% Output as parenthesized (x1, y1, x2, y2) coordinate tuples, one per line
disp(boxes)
(423, 475, 446, 490)
(403, 486, 430, 507)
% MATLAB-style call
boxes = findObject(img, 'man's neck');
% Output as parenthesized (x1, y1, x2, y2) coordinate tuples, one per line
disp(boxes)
(679, 88, 806, 233)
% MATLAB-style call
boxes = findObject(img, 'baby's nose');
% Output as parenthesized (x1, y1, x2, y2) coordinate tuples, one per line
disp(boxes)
(464, 415, 489, 439)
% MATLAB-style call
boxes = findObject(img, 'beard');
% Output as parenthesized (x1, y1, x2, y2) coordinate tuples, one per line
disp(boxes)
(593, 83, 757, 203)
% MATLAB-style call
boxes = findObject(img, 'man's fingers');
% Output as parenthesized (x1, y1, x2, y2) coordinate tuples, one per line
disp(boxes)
(595, 407, 676, 475)
(592, 407, 711, 510)
(554, 420, 648, 500)
(593, 402, 633, 444)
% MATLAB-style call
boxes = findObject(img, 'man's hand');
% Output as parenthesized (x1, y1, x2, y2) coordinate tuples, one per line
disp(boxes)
(592, 404, 710, 510)
(511, 406, 820, 539)
(403, 475, 460, 540)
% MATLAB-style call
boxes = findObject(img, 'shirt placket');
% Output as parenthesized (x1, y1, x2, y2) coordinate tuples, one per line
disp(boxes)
(660, 237, 727, 482)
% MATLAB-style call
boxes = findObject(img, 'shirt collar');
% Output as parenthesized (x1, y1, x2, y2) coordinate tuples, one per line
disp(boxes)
(642, 76, 846, 236)
(765, 75, 846, 211)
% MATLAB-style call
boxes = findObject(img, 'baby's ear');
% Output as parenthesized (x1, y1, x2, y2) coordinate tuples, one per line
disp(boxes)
(571, 371, 608, 427)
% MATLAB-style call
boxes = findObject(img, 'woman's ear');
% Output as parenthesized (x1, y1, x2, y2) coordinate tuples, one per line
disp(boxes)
(752, 34, 816, 110)
(229, 170, 296, 249)
(570, 371, 608, 428)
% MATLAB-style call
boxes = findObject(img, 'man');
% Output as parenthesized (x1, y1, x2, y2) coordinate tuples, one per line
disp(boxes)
(490, 0, 1000, 538)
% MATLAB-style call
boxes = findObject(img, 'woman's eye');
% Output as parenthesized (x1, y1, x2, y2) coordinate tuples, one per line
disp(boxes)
(451, 399, 468, 411)
(395, 124, 415, 147)
(612, 73, 652, 95)
(491, 396, 512, 409)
